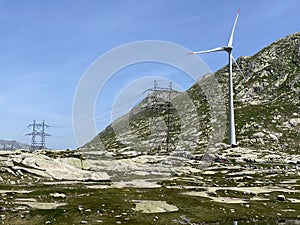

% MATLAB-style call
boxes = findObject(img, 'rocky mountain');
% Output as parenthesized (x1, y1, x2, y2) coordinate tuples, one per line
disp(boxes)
(0, 139, 30, 150)
(82, 32, 300, 156)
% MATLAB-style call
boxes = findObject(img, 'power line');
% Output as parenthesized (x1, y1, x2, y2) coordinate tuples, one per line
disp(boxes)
(51, 92, 146, 128)
(49, 79, 190, 129)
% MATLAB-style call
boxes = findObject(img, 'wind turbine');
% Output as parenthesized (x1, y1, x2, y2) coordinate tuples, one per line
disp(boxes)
(189, 9, 240, 147)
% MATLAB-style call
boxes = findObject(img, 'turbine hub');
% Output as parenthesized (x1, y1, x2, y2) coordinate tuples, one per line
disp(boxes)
(225, 46, 233, 53)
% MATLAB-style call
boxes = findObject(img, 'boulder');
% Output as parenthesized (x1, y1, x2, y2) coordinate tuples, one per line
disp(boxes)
(269, 133, 279, 141)
(253, 132, 265, 138)
(49, 193, 66, 198)
(289, 118, 300, 127)
(133, 200, 178, 213)
(276, 194, 286, 201)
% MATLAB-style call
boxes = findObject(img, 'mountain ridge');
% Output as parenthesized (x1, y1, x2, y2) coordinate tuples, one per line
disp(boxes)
(0, 139, 30, 150)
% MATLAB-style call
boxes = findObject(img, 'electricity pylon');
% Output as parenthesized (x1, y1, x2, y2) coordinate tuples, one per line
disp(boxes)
(26, 120, 51, 150)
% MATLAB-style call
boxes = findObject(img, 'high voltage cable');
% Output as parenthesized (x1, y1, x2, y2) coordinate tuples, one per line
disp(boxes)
(50, 92, 146, 128)
(49, 77, 194, 128)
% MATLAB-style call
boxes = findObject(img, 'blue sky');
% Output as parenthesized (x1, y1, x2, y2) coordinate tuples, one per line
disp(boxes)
(0, 0, 299, 149)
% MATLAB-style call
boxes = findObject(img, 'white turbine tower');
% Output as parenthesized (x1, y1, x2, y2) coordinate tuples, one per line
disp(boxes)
(190, 9, 240, 147)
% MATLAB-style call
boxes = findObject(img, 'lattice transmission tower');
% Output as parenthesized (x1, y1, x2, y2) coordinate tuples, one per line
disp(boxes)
(145, 81, 178, 154)
(26, 120, 51, 150)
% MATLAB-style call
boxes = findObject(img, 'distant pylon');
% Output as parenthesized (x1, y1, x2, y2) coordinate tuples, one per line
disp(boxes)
(26, 120, 51, 150)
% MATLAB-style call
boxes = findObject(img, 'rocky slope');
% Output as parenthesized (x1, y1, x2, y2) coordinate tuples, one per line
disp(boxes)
(229, 32, 300, 151)
(83, 32, 300, 157)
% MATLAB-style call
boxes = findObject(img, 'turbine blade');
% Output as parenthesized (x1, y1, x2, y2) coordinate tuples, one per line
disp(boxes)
(227, 9, 240, 47)
(231, 55, 247, 81)
(190, 46, 226, 54)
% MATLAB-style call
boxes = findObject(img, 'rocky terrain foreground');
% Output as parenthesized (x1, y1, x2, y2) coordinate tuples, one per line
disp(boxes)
(0, 147, 300, 224)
